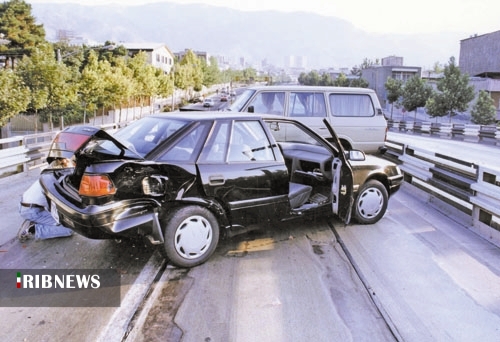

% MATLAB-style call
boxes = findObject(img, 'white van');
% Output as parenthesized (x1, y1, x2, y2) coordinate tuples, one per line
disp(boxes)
(228, 85, 387, 154)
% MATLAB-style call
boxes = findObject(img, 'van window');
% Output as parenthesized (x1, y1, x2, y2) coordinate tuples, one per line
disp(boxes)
(246, 92, 285, 115)
(329, 94, 375, 117)
(289, 92, 326, 117)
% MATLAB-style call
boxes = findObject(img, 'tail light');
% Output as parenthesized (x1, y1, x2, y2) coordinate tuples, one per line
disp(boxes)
(79, 174, 116, 197)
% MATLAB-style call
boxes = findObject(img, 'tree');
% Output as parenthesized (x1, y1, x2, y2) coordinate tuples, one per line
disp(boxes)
(401, 75, 432, 121)
(426, 57, 475, 122)
(298, 70, 320, 85)
(385, 78, 403, 119)
(127, 51, 158, 114)
(0, 0, 46, 68)
(351, 58, 380, 76)
(78, 50, 106, 123)
(318, 73, 332, 86)
(202, 56, 220, 87)
(333, 73, 350, 87)
(470, 90, 497, 125)
(16, 43, 75, 130)
(0, 68, 29, 126)
(349, 77, 368, 88)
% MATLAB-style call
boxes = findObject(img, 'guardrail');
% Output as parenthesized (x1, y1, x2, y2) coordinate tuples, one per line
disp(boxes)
(388, 120, 500, 146)
(384, 138, 500, 247)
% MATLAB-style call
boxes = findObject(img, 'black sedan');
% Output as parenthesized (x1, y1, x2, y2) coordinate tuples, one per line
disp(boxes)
(41, 112, 402, 267)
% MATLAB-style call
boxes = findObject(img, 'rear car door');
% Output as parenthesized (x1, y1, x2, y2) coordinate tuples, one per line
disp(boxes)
(197, 119, 289, 227)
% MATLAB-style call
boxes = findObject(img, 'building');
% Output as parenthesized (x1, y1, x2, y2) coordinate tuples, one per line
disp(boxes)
(174, 49, 210, 65)
(459, 31, 500, 118)
(361, 56, 421, 109)
(122, 43, 175, 74)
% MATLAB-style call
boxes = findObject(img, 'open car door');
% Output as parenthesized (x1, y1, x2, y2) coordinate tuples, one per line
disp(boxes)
(323, 119, 354, 224)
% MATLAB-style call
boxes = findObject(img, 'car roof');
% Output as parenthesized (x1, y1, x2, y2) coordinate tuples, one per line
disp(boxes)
(245, 84, 375, 94)
(149, 111, 281, 121)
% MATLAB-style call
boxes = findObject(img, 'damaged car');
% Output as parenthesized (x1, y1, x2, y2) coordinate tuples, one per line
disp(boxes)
(40, 112, 403, 267)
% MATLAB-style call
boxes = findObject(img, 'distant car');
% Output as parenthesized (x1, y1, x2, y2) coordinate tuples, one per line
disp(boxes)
(41, 112, 402, 268)
(203, 98, 215, 107)
(230, 90, 236, 97)
(189, 96, 204, 103)
(220, 94, 228, 102)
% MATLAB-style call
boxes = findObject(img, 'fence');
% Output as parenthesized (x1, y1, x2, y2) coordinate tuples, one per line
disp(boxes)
(384, 138, 500, 247)
(388, 120, 500, 146)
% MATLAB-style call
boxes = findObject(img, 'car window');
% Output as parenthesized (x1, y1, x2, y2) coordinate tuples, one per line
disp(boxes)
(158, 123, 209, 162)
(229, 121, 275, 162)
(198, 121, 230, 163)
(329, 94, 375, 117)
(265, 120, 323, 147)
(247, 92, 285, 115)
(289, 92, 326, 117)
(227, 88, 256, 111)
(99, 117, 190, 157)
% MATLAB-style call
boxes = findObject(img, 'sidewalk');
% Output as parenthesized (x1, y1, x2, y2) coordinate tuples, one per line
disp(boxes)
(0, 170, 43, 247)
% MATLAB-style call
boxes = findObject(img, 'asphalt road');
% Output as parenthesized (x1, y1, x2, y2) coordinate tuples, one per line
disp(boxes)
(1, 164, 500, 341)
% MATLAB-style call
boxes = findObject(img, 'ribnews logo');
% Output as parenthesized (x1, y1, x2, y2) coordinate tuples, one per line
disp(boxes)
(16, 271, 101, 289)
(1, 269, 120, 307)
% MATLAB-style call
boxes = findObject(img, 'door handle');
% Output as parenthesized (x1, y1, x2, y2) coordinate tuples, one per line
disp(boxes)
(208, 175, 225, 185)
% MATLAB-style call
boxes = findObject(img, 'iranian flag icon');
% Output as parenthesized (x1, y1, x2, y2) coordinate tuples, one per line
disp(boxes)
(17, 272, 21, 288)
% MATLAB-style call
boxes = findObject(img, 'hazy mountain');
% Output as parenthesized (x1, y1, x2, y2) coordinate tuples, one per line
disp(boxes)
(30, 2, 466, 70)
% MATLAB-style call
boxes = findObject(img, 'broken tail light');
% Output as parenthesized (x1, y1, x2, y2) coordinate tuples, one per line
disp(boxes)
(79, 174, 116, 197)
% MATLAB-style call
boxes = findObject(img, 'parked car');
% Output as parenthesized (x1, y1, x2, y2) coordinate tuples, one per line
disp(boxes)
(203, 98, 215, 107)
(40, 112, 403, 268)
(227, 85, 387, 154)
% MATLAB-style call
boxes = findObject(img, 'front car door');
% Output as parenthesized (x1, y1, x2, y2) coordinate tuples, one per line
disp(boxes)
(322, 119, 354, 223)
(264, 117, 354, 223)
(197, 119, 289, 229)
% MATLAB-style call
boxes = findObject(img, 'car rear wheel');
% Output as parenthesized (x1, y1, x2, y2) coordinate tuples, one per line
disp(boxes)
(163, 206, 219, 268)
(353, 180, 388, 224)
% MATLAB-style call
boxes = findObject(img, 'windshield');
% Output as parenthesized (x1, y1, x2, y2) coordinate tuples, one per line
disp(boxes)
(227, 88, 255, 111)
(97, 117, 191, 158)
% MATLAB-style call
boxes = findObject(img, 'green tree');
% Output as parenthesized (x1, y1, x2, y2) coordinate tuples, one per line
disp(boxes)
(426, 57, 475, 122)
(298, 70, 320, 85)
(351, 58, 380, 76)
(127, 51, 159, 114)
(470, 90, 497, 125)
(0, 0, 46, 68)
(0, 68, 29, 126)
(78, 50, 106, 123)
(401, 75, 432, 121)
(384, 77, 403, 119)
(319, 73, 333, 86)
(16, 43, 75, 130)
(349, 77, 368, 88)
(333, 73, 350, 87)
(202, 56, 220, 87)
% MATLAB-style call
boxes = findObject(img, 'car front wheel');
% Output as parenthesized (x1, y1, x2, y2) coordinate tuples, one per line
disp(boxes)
(353, 180, 388, 224)
(163, 206, 220, 268)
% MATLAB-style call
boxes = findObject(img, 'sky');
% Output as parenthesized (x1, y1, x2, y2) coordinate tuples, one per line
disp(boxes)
(26, 0, 500, 35)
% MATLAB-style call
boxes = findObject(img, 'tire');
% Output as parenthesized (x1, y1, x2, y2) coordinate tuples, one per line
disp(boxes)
(163, 206, 219, 268)
(353, 180, 388, 224)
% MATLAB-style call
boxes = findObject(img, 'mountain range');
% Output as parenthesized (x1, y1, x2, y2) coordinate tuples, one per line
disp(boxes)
(30, 2, 469, 70)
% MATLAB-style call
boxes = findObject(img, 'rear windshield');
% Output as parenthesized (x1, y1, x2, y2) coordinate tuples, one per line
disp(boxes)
(98, 117, 191, 157)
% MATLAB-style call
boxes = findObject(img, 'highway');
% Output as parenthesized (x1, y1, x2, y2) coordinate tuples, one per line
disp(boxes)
(1, 132, 500, 341)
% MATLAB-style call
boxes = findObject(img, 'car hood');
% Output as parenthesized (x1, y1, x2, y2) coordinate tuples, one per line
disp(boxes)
(47, 125, 139, 163)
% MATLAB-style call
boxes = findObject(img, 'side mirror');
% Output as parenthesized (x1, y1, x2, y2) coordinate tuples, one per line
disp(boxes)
(347, 150, 366, 161)
(248, 105, 254, 113)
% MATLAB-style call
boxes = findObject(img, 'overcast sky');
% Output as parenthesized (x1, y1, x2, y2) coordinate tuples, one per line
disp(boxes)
(26, 0, 500, 35)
